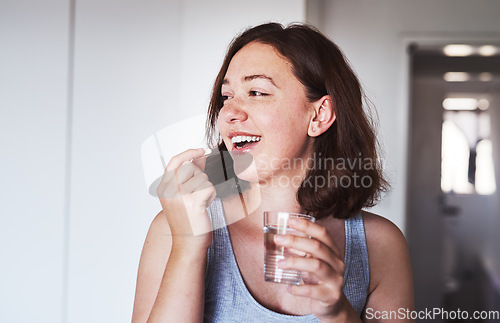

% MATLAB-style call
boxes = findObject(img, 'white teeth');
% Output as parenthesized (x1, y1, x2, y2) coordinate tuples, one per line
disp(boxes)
(231, 135, 262, 144)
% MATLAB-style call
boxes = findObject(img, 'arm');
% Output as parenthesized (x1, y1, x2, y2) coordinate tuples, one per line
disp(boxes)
(148, 228, 209, 322)
(131, 211, 209, 323)
(362, 212, 414, 322)
(274, 213, 413, 323)
(131, 211, 171, 322)
(132, 149, 215, 322)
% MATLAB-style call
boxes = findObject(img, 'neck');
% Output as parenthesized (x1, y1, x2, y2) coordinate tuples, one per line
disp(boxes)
(231, 179, 305, 231)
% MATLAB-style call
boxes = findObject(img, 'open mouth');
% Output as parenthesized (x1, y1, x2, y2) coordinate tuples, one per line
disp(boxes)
(231, 135, 261, 151)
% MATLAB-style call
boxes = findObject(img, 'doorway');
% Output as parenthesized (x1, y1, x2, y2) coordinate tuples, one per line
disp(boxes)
(407, 42, 500, 322)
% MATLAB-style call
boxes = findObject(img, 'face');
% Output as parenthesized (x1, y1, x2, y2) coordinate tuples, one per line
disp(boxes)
(217, 42, 315, 185)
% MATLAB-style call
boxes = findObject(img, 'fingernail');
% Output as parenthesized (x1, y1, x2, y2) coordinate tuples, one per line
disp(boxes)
(274, 235, 285, 243)
(278, 259, 287, 267)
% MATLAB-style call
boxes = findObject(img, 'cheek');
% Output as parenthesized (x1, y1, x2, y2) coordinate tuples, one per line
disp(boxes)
(216, 116, 231, 147)
(216, 111, 224, 126)
(270, 107, 312, 154)
(275, 109, 309, 136)
(216, 114, 229, 135)
(268, 120, 308, 153)
(282, 93, 311, 125)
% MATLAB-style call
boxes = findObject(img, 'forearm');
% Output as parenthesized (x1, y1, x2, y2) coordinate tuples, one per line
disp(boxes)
(147, 245, 207, 322)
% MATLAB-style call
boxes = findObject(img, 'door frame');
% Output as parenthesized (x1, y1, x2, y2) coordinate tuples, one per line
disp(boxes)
(400, 33, 500, 318)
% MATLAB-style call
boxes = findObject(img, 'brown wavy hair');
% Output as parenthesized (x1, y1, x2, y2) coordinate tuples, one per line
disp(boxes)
(206, 22, 388, 220)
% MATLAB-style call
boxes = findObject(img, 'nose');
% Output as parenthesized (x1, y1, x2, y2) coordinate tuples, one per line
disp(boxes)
(219, 99, 248, 124)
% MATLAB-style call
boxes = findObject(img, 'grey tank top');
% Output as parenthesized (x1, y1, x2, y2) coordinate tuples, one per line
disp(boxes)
(204, 199, 369, 322)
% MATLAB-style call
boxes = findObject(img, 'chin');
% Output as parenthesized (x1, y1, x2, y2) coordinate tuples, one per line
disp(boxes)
(234, 161, 259, 183)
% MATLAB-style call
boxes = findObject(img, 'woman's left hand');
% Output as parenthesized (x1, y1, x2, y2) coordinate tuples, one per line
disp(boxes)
(274, 218, 360, 322)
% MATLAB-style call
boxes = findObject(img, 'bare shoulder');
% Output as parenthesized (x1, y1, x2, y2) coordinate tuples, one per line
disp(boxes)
(360, 211, 414, 314)
(361, 211, 411, 286)
(361, 211, 408, 251)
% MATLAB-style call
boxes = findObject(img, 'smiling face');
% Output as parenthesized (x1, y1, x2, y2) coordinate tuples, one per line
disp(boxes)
(217, 42, 315, 184)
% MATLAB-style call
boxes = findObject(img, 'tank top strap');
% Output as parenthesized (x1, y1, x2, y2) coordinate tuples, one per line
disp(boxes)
(343, 212, 370, 314)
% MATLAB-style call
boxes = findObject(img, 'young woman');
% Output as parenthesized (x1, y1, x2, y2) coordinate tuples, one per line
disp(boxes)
(132, 23, 414, 322)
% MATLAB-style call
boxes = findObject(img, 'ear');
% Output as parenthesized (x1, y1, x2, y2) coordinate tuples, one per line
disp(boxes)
(308, 95, 336, 137)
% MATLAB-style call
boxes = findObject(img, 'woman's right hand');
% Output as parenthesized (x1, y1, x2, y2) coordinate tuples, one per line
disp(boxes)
(156, 148, 216, 250)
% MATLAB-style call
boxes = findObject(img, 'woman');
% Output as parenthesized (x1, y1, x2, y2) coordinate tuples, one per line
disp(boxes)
(132, 23, 414, 322)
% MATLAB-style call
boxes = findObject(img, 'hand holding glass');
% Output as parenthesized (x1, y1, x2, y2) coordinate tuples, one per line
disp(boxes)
(263, 211, 316, 285)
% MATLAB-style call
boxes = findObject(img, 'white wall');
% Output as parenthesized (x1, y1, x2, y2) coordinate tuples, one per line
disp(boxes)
(316, 0, 500, 232)
(0, 1, 305, 322)
(0, 1, 69, 322)
(67, 1, 184, 321)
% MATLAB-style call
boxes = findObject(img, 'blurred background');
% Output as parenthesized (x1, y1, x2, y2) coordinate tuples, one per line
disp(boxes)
(1, 0, 499, 322)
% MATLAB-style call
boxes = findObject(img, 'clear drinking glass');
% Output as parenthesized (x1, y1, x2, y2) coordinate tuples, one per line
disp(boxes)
(263, 211, 315, 285)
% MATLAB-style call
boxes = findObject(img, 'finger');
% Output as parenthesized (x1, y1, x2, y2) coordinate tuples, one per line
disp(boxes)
(206, 186, 217, 207)
(278, 257, 338, 282)
(165, 148, 206, 172)
(157, 163, 200, 193)
(192, 150, 210, 171)
(301, 271, 320, 285)
(180, 172, 211, 194)
(174, 161, 203, 184)
(189, 181, 216, 207)
(159, 149, 205, 188)
(287, 283, 342, 305)
(274, 234, 338, 265)
(288, 219, 340, 256)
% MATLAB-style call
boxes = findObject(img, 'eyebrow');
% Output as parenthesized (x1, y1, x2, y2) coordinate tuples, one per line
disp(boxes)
(222, 74, 278, 88)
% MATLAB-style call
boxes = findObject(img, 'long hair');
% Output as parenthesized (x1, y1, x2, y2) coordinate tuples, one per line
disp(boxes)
(206, 22, 388, 220)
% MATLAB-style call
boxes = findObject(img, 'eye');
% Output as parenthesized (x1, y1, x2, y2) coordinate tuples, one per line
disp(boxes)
(249, 90, 268, 97)
(221, 94, 232, 102)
